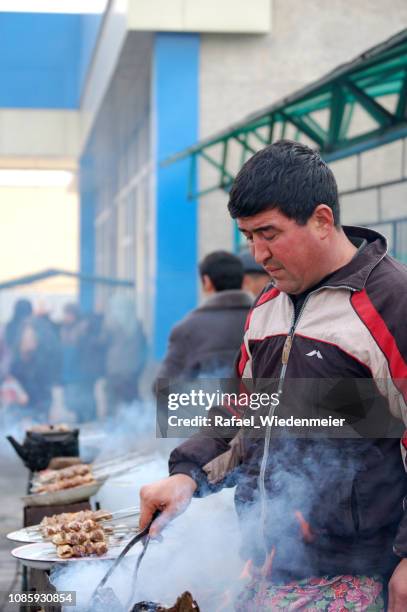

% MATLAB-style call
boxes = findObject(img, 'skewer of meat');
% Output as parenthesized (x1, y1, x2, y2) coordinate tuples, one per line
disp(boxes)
(29, 508, 116, 536)
(34, 463, 91, 485)
(56, 539, 108, 558)
(56, 545, 73, 559)
(34, 473, 96, 493)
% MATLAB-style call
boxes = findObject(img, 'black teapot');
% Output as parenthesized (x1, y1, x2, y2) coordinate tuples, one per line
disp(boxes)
(7, 428, 79, 471)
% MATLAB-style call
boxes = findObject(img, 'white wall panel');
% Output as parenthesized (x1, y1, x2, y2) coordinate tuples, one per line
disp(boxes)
(128, 0, 271, 33)
(0, 110, 80, 159)
(80, 0, 128, 150)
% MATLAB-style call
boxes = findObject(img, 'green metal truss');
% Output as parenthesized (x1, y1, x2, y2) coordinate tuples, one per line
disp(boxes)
(164, 29, 407, 199)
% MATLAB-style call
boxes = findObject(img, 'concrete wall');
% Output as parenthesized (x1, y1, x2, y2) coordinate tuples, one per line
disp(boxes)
(332, 139, 407, 225)
(198, 0, 407, 259)
(331, 139, 407, 261)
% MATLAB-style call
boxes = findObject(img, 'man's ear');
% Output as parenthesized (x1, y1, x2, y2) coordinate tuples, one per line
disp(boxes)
(312, 204, 335, 238)
(201, 274, 215, 293)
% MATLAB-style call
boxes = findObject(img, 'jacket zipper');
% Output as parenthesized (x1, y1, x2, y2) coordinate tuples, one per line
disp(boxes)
(351, 483, 360, 532)
(258, 284, 357, 553)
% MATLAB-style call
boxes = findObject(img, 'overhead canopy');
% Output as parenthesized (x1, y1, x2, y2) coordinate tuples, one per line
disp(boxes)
(165, 28, 407, 199)
(0, 12, 104, 109)
(0, 269, 134, 291)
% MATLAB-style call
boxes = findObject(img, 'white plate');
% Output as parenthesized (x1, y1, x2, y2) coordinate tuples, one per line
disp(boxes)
(7, 528, 44, 544)
(11, 539, 137, 570)
(21, 478, 107, 507)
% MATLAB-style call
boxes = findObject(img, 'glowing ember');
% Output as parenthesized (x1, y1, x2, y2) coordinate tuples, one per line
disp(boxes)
(261, 546, 276, 579)
(215, 588, 233, 611)
(294, 510, 315, 543)
(239, 559, 253, 580)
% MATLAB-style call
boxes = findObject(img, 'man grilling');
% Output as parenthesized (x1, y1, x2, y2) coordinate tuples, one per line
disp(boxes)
(139, 141, 407, 611)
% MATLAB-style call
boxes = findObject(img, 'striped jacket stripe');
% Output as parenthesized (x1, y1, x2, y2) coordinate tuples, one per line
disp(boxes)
(351, 288, 407, 402)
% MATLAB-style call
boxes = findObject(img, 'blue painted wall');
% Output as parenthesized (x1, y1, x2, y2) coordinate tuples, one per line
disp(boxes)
(0, 12, 102, 108)
(153, 33, 199, 359)
(79, 155, 95, 312)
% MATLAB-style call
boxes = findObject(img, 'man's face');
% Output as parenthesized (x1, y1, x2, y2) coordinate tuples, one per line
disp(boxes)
(237, 208, 324, 295)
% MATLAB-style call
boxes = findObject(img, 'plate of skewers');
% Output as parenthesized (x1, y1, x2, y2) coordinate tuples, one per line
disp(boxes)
(22, 463, 107, 506)
(22, 452, 146, 506)
(9, 507, 143, 569)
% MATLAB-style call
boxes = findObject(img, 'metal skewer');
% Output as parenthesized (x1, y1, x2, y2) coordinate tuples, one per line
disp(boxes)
(26, 506, 141, 533)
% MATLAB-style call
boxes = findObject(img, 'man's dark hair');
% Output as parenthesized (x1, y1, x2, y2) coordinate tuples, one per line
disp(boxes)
(228, 140, 340, 225)
(199, 251, 244, 291)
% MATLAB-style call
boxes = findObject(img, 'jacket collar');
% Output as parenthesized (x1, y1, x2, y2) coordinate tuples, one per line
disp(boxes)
(198, 289, 253, 311)
(317, 225, 387, 291)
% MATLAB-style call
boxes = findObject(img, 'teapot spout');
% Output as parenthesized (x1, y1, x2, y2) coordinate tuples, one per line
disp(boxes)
(6, 436, 28, 461)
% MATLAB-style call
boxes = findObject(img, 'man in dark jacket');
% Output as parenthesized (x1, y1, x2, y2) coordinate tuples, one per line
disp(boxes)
(155, 250, 253, 381)
(140, 142, 407, 611)
(239, 248, 270, 298)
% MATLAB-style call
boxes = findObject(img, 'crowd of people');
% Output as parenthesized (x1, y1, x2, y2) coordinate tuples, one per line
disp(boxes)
(0, 247, 268, 432)
(0, 294, 147, 427)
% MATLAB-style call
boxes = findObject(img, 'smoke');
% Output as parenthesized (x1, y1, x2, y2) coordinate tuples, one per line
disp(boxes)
(0, 412, 30, 462)
(50, 412, 367, 610)
(0, 399, 32, 442)
(234, 435, 369, 583)
(90, 399, 159, 461)
(1, 362, 374, 611)
(51, 454, 243, 611)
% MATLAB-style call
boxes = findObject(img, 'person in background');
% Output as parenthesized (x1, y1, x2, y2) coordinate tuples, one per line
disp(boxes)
(79, 312, 106, 418)
(104, 294, 147, 416)
(0, 321, 11, 382)
(10, 319, 59, 423)
(0, 318, 29, 430)
(61, 303, 96, 423)
(35, 299, 60, 339)
(155, 250, 253, 382)
(239, 248, 271, 298)
(32, 304, 62, 389)
(5, 299, 32, 355)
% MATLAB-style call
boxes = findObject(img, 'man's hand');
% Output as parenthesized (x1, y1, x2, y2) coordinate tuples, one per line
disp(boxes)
(139, 474, 197, 537)
(388, 558, 407, 611)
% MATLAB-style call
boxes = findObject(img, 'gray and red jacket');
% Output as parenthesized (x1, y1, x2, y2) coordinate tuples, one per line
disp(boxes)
(169, 226, 407, 578)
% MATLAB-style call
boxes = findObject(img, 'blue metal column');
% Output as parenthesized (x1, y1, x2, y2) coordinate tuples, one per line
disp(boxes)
(153, 33, 199, 359)
(79, 154, 95, 312)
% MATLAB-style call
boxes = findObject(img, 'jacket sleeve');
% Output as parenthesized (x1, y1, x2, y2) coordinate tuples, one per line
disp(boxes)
(351, 273, 407, 559)
(168, 403, 244, 496)
(381, 337, 407, 558)
(166, 282, 270, 494)
(393, 424, 407, 557)
(383, 335, 407, 558)
(168, 316, 254, 495)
